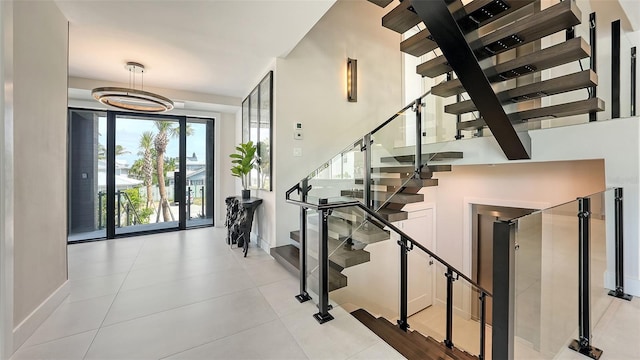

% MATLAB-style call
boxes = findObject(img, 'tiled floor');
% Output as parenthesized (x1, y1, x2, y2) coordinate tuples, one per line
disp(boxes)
(10, 226, 640, 359)
(11, 228, 403, 360)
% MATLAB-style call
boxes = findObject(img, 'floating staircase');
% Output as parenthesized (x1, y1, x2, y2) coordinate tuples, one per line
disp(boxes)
(351, 308, 478, 360)
(374, 0, 604, 137)
(272, 151, 460, 291)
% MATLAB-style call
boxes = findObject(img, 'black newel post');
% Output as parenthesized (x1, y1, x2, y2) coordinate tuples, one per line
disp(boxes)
(493, 220, 515, 360)
(398, 236, 409, 331)
(569, 197, 603, 359)
(296, 179, 312, 303)
(313, 198, 334, 324)
(444, 267, 455, 349)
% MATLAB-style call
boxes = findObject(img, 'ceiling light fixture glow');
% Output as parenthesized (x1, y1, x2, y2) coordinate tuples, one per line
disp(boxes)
(92, 62, 174, 113)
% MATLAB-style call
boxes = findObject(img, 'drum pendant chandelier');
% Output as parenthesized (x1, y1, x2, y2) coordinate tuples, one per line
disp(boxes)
(92, 62, 174, 113)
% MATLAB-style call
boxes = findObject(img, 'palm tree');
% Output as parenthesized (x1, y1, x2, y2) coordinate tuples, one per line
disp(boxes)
(138, 131, 155, 209)
(154, 121, 192, 221)
(98, 144, 129, 160)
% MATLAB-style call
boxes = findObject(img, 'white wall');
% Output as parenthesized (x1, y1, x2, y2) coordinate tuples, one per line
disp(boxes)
(0, 1, 14, 357)
(12, 0, 69, 350)
(421, 116, 640, 295)
(271, 0, 403, 249)
(216, 112, 238, 227)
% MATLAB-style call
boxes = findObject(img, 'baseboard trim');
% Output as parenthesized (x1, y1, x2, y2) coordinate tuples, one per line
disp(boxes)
(13, 280, 69, 351)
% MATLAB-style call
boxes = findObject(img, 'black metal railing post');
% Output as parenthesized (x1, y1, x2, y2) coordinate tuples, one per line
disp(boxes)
(98, 191, 104, 229)
(444, 267, 455, 349)
(414, 98, 423, 175)
(363, 133, 372, 209)
(589, 12, 597, 122)
(569, 197, 603, 359)
(313, 198, 334, 324)
(296, 180, 312, 303)
(187, 186, 192, 220)
(116, 191, 121, 228)
(479, 292, 487, 360)
(493, 220, 516, 360)
(609, 188, 632, 300)
(200, 187, 205, 217)
(612, 20, 621, 119)
(398, 236, 410, 331)
(126, 203, 130, 226)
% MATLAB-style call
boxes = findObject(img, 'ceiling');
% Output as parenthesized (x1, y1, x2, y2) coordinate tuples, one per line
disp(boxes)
(56, 0, 336, 105)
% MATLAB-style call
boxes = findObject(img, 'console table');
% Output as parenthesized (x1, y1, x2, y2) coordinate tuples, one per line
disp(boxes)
(225, 196, 262, 257)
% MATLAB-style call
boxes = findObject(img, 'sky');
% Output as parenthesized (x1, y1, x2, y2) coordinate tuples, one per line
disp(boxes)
(98, 116, 209, 167)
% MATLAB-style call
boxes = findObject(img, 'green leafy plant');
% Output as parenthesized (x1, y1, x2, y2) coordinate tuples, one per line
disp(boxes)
(230, 141, 257, 190)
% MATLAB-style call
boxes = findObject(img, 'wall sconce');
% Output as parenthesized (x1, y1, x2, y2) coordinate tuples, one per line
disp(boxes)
(347, 58, 357, 102)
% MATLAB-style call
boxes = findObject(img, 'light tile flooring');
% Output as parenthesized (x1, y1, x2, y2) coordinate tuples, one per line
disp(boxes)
(10, 226, 640, 360)
(11, 228, 403, 360)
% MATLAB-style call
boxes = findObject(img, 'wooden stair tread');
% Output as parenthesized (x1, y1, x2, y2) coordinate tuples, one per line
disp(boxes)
(351, 309, 477, 360)
(270, 245, 347, 291)
(374, 164, 452, 173)
(366, 0, 393, 8)
(351, 309, 436, 360)
(380, 152, 463, 163)
(431, 37, 590, 97)
(289, 230, 371, 269)
(445, 70, 597, 115)
(307, 216, 391, 245)
(382, 0, 420, 35)
(356, 177, 439, 188)
(416, 1, 581, 76)
(386, 0, 534, 36)
(457, 97, 605, 130)
(328, 205, 409, 222)
(341, 189, 424, 204)
(400, 0, 536, 56)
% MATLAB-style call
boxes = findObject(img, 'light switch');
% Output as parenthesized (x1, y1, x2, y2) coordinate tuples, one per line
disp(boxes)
(293, 147, 302, 157)
(294, 130, 303, 140)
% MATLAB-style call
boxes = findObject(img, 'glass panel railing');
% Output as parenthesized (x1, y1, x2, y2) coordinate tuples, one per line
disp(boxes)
(511, 189, 617, 359)
(322, 205, 398, 320)
(309, 203, 491, 359)
(513, 199, 579, 358)
(586, 189, 615, 332)
(304, 140, 364, 205)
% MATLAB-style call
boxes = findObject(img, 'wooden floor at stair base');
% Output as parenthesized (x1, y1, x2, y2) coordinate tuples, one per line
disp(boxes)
(351, 308, 478, 360)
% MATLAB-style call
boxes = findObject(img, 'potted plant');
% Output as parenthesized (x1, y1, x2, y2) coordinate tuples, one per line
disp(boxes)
(230, 141, 257, 199)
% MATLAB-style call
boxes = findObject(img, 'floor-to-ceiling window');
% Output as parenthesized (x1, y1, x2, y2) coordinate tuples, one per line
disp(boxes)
(67, 109, 215, 242)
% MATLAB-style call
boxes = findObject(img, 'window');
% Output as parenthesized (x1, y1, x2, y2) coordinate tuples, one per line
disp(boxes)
(242, 71, 272, 191)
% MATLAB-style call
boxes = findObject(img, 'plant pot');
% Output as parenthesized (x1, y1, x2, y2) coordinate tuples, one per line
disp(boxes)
(241, 189, 250, 199)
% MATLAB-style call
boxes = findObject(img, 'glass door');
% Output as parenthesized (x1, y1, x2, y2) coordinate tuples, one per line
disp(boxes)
(110, 112, 183, 236)
(68, 109, 216, 242)
(185, 118, 214, 227)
